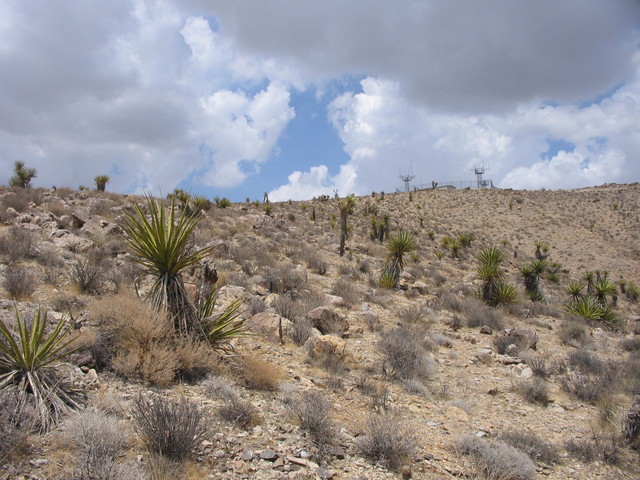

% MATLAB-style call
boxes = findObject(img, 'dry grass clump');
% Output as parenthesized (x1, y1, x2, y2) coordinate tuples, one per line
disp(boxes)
(357, 414, 417, 470)
(456, 434, 536, 480)
(379, 324, 435, 380)
(68, 258, 104, 294)
(2, 266, 36, 300)
(240, 355, 285, 390)
(131, 393, 210, 461)
(88, 294, 217, 386)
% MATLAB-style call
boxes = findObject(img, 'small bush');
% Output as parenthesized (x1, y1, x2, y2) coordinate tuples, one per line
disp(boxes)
(63, 408, 136, 480)
(465, 298, 505, 330)
(69, 258, 103, 294)
(0, 226, 36, 260)
(565, 433, 621, 465)
(357, 415, 417, 470)
(264, 263, 307, 294)
(517, 378, 550, 405)
(131, 394, 209, 460)
(558, 319, 589, 347)
(2, 266, 36, 300)
(456, 434, 536, 480)
(289, 390, 335, 447)
(203, 376, 260, 430)
(291, 318, 313, 346)
(304, 252, 328, 275)
(559, 373, 611, 403)
(379, 324, 434, 380)
(499, 430, 560, 464)
(332, 276, 360, 304)
(567, 350, 605, 375)
(398, 303, 428, 324)
(0, 386, 31, 465)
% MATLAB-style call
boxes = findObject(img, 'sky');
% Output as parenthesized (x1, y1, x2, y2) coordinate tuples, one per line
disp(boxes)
(1, 0, 639, 201)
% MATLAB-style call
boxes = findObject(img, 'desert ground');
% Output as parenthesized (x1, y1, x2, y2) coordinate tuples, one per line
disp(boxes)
(1, 182, 639, 480)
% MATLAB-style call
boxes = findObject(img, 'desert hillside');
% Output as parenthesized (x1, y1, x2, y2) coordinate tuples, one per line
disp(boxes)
(1, 183, 639, 480)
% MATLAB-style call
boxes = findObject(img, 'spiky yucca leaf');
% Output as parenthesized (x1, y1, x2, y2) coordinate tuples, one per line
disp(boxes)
(566, 297, 605, 321)
(494, 282, 518, 306)
(0, 306, 80, 431)
(477, 247, 506, 305)
(122, 194, 216, 334)
(383, 230, 417, 287)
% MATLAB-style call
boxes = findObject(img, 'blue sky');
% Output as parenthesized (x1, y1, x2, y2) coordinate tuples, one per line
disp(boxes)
(1, 1, 639, 201)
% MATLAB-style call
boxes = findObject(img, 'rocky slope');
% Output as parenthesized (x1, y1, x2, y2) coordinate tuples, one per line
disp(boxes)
(0, 183, 639, 480)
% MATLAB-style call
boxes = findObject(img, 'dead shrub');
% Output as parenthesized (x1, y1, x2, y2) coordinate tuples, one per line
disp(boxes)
(0, 226, 36, 260)
(131, 394, 210, 460)
(379, 324, 434, 380)
(499, 430, 560, 465)
(332, 276, 360, 304)
(63, 408, 135, 480)
(203, 375, 260, 430)
(517, 378, 550, 405)
(2, 266, 36, 300)
(0, 386, 31, 465)
(69, 258, 104, 294)
(241, 355, 285, 390)
(89, 294, 215, 385)
(456, 434, 536, 480)
(264, 263, 307, 294)
(289, 390, 335, 447)
(357, 415, 417, 471)
(304, 252, 329, 275)
(464, 298, 505, 330)
(398, 303, 428, 324)
(291, 318, 313, 346)
(558, 319, 589, 347)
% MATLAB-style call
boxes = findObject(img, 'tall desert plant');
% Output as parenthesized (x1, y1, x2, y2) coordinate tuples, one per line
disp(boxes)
(521, 259, 546, 302)
(94, 174, 110, 192)
(381, 230, 417, 287)
(8, 161, 37, 189)
(477, 247, 517, 307)
(338, 195, 357, 256)
(0, 306, 80, 431)
(122, 194, 215, 335)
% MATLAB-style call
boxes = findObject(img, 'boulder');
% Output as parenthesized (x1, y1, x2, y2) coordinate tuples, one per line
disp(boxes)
(305, 334, 347, 360)
(305, 306, 348, 335)
(247, 312, 292, 343)
(508, 328, 538, 350)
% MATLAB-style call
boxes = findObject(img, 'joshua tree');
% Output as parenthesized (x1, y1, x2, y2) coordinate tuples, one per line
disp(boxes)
(381, 230, 417, 287)
(93, 174, 110, 192)
(8, 161, 37, 188)
(338, 195, 357, 256)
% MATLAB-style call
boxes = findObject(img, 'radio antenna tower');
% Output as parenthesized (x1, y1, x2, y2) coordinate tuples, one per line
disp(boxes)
(472, 163, 489, 189)
(399, 163, 415, 192)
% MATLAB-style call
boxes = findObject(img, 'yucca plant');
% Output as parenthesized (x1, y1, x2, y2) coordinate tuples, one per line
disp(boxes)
(196, 290, 246, 348)
(0, 306, 80, 431)
(442, 236, 462, 259)
(93, 174, 110, 192)
(534, 241, 549, 260)
(191, 195, 211, 214)
(593, 278, 617, 306)
(521, 259, 546, 302)
(564, 280, 585, 305)
(476, 247, 505, 305)
(458, 233, 475, 248)
(122, 194, 216, 335)
(565, 297, 605, 322)
(626, 282, 639, 303)
(494, 282, 518, 306)
(382, 230, 417, 287)
(338, 195, 357, 256)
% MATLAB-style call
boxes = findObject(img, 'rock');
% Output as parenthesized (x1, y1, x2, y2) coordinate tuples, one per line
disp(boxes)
(247, 312, 292, 343)
(51, 230, 94, 252)
(412, 281, 429, 294)
(497, 354, 524, 365)
(316, 467, 335, 479)
(71, 211, 90, 229)
(445, 406, 469, 423)
(474, 352, 493, 365)
(508, 328, 538, 350)
(401, 465, 412, 479)
(327, 446, 346, 459)
(305, 306, 348, 335)
(480, 325, 493, 335)
(260, 449, 279, 461)
(305, 334, 348, 360)
(241, 449, 254, 461)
